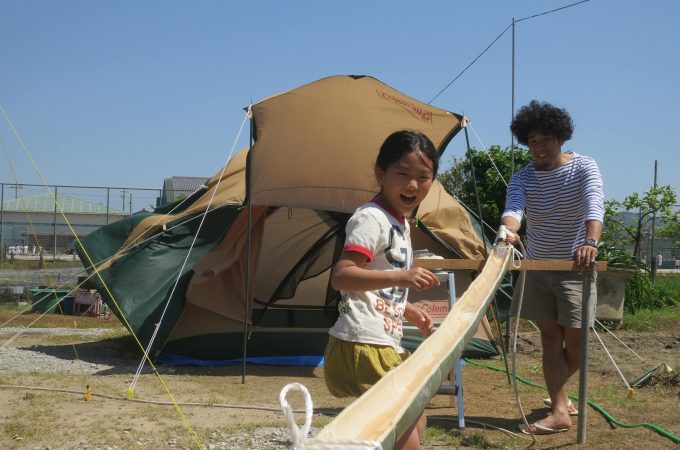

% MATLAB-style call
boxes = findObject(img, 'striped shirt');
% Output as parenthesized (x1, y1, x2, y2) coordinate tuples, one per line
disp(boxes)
(502, 152, 604, 260)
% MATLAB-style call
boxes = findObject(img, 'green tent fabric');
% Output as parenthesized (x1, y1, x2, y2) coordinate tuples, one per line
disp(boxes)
(77, 75, 503, 362)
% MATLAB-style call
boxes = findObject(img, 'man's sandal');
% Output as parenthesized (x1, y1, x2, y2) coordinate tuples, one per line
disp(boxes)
(543, 398, 579, 416)
(518, 420, 570, 435)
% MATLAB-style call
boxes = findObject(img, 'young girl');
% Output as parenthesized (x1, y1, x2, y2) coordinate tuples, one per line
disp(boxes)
(324, 130, 440, 450)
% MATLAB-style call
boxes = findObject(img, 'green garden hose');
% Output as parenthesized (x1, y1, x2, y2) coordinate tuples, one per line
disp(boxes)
(465, 358, 680, 444)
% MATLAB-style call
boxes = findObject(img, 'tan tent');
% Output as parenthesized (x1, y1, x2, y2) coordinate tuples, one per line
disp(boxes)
(79, 75, 492, 362)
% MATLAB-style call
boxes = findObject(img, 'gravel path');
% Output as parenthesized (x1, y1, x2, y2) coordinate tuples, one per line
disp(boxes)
(0, 327, 130, 374)
(0, 327, 326, 449)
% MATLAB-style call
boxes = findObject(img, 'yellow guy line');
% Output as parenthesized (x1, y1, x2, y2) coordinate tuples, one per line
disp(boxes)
(0, 105, 203, 449)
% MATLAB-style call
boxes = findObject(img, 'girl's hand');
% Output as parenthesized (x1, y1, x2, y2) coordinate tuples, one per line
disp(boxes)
(398, 267, 440, 291)
(404, 302, 434, 336)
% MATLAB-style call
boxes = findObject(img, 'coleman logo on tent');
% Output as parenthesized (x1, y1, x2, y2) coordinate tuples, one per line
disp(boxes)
(375, 89, 433, 123)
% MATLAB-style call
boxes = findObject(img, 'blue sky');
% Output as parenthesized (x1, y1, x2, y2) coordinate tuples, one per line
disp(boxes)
(1, 0, 679, 211)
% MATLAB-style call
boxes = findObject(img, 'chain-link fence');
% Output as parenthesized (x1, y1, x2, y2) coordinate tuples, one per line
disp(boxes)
(0, 182, 165, 260)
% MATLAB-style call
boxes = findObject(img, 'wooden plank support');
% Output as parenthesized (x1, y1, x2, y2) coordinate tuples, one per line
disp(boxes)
(414, 258, 607, 272)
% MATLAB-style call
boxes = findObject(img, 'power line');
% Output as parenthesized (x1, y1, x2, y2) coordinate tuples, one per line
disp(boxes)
(428, 24, 512, 105)
(428, 0, 591, 104)
(516, 0, 591, 23)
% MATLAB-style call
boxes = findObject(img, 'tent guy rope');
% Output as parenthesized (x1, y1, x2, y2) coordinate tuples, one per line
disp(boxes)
(128, 107, 250, 395)
(0, 103, 206, 449)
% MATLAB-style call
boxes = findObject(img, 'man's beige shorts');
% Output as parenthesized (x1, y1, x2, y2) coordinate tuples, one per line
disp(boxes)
(511, 270, 597, 328)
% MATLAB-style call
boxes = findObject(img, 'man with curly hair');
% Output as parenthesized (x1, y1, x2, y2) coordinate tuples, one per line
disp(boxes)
(501, 100, 604, 435)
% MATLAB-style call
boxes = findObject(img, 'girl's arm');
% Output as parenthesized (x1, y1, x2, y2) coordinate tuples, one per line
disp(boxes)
(330, 251, 440, 292)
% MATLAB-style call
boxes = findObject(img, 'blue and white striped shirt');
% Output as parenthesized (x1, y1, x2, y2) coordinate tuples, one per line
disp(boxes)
(502, 152, 604, 260)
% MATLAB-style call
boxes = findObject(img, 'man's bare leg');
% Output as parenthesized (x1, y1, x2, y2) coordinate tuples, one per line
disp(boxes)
(535, 320, 573, 430)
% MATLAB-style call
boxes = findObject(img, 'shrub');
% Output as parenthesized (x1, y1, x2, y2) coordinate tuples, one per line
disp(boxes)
(624, 273, 680, 314)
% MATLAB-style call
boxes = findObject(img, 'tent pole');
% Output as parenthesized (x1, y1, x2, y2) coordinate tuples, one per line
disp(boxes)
(490, 298, 512, 386)
(577, 264, 595, 444)
(242, 107, 254, 384)
(463, 127, 486, 257)
(511, 17, 516, 175)
(464, 126, 512, 384)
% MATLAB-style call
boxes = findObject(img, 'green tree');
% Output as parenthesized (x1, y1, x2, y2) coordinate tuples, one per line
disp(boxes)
(657, 217, 680, 248)
(438, 145, 531, 239)
(602, 185, 679, 260)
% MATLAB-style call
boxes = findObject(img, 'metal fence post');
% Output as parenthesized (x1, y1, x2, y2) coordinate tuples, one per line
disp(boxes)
(0, 183, 4, 263)
(53, 185, 58, 259)
(577, 264, 596, 444)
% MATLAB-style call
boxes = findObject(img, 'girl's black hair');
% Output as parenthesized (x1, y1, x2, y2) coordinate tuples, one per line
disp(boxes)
(510, 100, 574, 145)
(375, 130, 439, 177)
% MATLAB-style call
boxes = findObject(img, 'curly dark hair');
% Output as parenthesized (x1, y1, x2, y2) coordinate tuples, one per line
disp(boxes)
(510, 100, 574, 145)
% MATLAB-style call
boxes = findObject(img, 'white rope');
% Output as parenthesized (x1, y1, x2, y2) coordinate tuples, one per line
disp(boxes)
(594, 318, 645, 363)
(279, 383, 382, 450)
(507, 239, 537, 444)
(279, 383, 314, 449)
(128, 107, 251, 394)
(468, 122, 508, 187)
(592, 327, 633, 391)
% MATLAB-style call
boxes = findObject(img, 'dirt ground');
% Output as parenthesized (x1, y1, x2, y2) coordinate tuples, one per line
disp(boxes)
(0, 312, 679, 449)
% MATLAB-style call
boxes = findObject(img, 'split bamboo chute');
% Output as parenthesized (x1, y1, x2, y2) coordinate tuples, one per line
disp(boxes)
(310, 248, 608, 448)
(312, 245, 514, 448)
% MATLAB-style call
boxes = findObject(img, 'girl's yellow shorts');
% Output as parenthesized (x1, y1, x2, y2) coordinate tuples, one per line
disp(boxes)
(323, 335, 410, 398)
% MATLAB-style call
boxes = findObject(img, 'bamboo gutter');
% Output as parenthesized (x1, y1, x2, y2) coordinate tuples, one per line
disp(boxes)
(312, 245, 514, 448)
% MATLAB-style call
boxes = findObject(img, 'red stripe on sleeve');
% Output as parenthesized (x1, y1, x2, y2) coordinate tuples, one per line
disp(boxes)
(343, 245, 373, 263)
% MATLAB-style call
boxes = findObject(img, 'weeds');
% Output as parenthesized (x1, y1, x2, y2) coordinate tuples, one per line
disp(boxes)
(625, 273, 680, 314)
(422, 425, 505, 448)
(622, 307, 680, 332)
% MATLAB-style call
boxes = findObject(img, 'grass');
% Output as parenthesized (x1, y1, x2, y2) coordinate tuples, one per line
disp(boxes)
(2, 402, 58, 440)
(621, 306, 680, 332)
(589, 384, 643, 411)
(422, 425, 509, 448)
(654, 273, 680, 303)
(0, 259, 82, 270)
(625, 273, 680, 314)
(0, 303, 122, 329)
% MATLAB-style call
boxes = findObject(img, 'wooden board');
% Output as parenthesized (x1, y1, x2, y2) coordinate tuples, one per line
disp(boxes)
(414, 258, 607, 272)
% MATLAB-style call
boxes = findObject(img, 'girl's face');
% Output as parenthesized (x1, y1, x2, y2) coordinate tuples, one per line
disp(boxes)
(375, 150, 434, 217)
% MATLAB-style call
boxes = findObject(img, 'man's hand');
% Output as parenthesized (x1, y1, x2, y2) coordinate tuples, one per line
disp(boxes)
(574, 244, 598, 268)
(504, 229, 520, 245)
(500, 218, 521, 246)
(404, 302, 434, 337)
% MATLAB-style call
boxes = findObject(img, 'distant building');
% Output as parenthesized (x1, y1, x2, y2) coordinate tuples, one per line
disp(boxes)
(0, 192, 128, 254)
(158, 176, 209, 206)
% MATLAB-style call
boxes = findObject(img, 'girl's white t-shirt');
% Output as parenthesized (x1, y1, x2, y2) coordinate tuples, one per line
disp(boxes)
(328, 201, 411, 353)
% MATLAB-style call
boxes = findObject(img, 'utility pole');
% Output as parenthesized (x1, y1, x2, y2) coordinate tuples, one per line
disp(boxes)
(0, 183, 4, 264)
(651, 160, 658, 281)
(10, 183, 22, 199)
(511, 17, 516, 175)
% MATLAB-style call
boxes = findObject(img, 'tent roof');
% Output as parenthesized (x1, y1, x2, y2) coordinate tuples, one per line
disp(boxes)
(249, 75, 466, 213)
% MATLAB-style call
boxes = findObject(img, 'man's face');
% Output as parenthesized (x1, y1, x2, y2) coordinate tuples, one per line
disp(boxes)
(527, 130, 563, 171)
